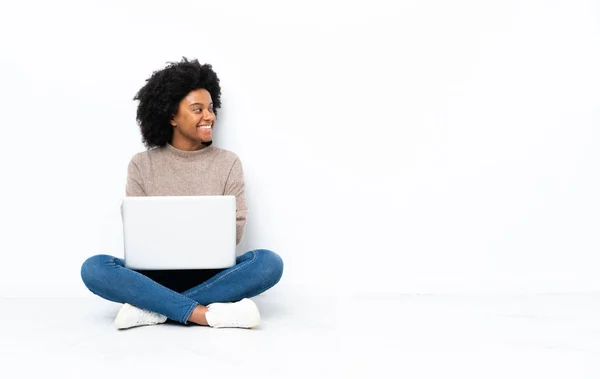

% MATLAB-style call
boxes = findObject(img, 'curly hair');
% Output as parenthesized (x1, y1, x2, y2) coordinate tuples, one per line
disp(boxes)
(133, 58, 222, 148)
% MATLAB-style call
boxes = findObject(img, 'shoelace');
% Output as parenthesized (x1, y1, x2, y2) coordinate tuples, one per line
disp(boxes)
(137, 309, 161, 325)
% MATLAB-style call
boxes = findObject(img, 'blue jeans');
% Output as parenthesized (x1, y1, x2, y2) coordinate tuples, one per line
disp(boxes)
(80, 249, 284, 324)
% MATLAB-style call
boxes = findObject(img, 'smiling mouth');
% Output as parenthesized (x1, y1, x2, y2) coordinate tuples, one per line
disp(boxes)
(198, 125, 212, 130)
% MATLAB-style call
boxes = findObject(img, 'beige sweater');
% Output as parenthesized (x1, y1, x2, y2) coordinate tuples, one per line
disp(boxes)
(126, 143, 247, 245)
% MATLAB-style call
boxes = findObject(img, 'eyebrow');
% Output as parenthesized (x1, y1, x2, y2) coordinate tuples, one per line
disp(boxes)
(188, 102, 213, 108)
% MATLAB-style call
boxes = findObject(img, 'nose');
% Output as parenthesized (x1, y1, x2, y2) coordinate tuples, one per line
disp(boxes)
(203, 109, 215, 121)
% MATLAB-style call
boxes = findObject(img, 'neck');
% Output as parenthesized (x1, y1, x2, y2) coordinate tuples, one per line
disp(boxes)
(170, 137, 211, 151)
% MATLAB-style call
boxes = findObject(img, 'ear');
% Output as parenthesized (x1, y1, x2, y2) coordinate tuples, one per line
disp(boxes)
(170, 115, 177, 127)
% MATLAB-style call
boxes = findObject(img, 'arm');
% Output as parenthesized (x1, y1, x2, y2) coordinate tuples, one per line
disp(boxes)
(126, 158, 146, 196)
(120, 157, 146, 218)
(224, 158, 248, 245)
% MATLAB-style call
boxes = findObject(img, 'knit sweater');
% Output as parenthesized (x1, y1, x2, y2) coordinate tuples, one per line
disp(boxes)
(125, 143, 247, 245)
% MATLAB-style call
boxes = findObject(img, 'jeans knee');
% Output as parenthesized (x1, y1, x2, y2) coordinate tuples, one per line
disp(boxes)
(256, 249, 283, 286)
(80, 254, 114, 290)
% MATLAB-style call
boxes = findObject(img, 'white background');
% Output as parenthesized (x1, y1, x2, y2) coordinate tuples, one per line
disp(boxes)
(0, 0, 598, 298)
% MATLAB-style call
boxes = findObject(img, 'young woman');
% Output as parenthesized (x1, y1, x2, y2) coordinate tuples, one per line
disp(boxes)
(81, 58, 283, 330)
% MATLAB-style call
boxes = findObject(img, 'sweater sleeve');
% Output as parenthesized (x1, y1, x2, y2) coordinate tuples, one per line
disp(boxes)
(224, 158, 248, 245)
(126, 157, 146, 196)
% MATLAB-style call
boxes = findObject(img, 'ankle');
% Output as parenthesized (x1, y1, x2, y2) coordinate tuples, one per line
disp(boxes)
(187, 305, 209, 325)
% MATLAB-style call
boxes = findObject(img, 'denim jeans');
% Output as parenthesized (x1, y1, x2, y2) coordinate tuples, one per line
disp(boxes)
(80, 249, 284, 324)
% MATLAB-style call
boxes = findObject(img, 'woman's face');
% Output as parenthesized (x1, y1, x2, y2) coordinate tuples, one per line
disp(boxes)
(170, 88, 215, 149)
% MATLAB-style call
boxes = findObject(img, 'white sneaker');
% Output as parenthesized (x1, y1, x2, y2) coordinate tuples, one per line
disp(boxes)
(205, 298, 261, 328)
(114, 303, 168, 330)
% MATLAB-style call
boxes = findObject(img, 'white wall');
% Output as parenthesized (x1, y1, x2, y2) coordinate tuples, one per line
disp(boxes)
(0, 0, 598, 297)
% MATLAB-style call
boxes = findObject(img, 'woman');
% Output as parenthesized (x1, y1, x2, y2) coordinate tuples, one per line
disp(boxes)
(81, 58, 284, 330)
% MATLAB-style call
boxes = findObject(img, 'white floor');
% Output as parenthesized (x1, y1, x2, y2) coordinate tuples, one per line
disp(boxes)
(1, 292, 600, 378)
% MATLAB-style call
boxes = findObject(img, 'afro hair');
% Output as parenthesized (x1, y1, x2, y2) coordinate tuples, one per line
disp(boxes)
(133, 57, 222, 149)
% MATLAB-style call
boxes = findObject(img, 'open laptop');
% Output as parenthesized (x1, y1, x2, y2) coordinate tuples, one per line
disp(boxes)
(121, 196, 237, 270)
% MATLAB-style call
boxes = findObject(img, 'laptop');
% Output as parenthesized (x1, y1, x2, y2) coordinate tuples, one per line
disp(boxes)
(121, 195, 237, 270)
